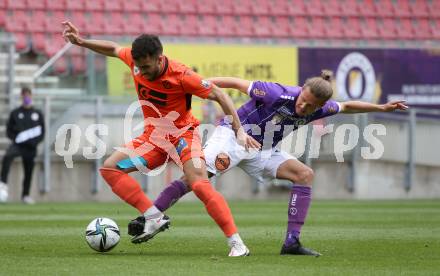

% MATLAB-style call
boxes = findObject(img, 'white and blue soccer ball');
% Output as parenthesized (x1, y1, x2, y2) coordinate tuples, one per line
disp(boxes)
(85, 218, 120, 252)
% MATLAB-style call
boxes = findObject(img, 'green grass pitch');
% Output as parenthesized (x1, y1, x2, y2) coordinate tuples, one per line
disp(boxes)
(1, 200, 439, 275)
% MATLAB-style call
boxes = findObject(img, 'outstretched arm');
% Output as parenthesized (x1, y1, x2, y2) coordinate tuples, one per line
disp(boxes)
(207, 85, 261, 150)
(340, 100, 409, 114)
(62, 21, 122, 57)
(208, 77, 251, 95)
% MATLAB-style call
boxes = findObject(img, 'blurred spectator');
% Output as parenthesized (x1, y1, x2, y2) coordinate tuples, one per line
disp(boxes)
(0, 87, 45, 204)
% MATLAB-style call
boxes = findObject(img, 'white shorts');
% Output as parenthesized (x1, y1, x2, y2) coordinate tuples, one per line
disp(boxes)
(204, 126, 296, 184)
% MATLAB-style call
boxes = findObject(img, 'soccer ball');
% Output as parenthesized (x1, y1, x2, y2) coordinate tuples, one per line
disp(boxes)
(85, 218, 120, 252)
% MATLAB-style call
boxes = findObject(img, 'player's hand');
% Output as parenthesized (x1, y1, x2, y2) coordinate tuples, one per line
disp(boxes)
(382, 100, 409, 112)
(236, 128, 261, 151)
(62, 21, 83, 45)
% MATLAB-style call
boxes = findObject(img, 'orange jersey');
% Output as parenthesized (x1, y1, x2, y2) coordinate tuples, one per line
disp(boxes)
(118, 47, 212, 129)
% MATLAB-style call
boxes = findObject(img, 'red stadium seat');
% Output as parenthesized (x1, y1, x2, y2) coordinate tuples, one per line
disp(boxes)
(180, 14, 199, 36)
(217, 15, 237, 37)
(271, 17, 292, 38)
(31, 33, 46, 53)
(71, 56, 87, 74)
(103, 0, 123, 12)
(45, 0, 65, 11)
(308, 17, 326, 39)
(0, 0, 5, 8)
(323, 0, 342, 16)
(53, 56, 69, 75)
(344, 17, 362, 39)
(215, 0, 234, 15)
(374, 0, 395, 18)
(6, 0, 26, 10)
(45, 11, 67, 33)
(286, 1, 306, 16)
(235, 15, 254, 37)
(410, 0, 429, 18)
(197, 0, 217, 15)
(27, 0, 45, 10)
(45, 34, 66, 56)
(104, 12, 125, 35)
(161, 14, 182, 36)
(268, 0, 291, 16)
(377, 18, 398, 39)
(143, 13, 163, 35)
(26, 11, 47, 33)
(66, 12, 88, 35)
(252, 0, 272, 16)
(85, 0, 104, 11)
(395, 18, 414, 39)
(0, 9, 5, 27)
(358, 0, 376, 17)
(179, 0, 197, 14)
(432, 20, 440, 39)
(233, 0, 253, 16)
(14, 32, 29, 52)
(254, 16, 273, 38)
(305, 0, 325, 16)
(65, 0, 85, 11)
(430, 1, 440, 18)
(159, 0, 180, 14)
(290, 16, 309, 39)
(360, 18, 380, 39)
(141, 0, 160, 12)
(198, 15, 218, 36)
(339, 0, 360, 17)
(326, 17, 345, 39)
(123, 13, 145, 35)
(413, 19, 432, 39)
(394, 0, 412, 18)
(4, 11, 27, 32)
(83, 12, 105, 35)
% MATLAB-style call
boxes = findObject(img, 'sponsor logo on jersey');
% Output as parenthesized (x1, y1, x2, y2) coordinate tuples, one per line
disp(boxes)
(133, 66, 140, 75)
(201, 79, 211, 89)
(252, 88, 266, 97)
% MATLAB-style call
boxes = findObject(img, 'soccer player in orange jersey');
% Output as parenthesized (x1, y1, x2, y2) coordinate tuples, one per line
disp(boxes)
(62, 21, 260, 257)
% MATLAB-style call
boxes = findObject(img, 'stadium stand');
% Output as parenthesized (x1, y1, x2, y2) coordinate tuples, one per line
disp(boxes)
(0, 0, 438, 74)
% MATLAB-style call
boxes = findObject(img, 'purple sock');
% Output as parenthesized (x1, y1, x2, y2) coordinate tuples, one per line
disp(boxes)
(154, 180, 189, 212)
(284, 185, 312, 246)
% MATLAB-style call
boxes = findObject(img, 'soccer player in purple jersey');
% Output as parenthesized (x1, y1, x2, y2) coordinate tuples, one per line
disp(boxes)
(145, 70, 408, 256)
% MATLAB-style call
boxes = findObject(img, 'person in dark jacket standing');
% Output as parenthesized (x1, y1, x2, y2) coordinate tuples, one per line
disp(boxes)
(0, 87, 45, 204)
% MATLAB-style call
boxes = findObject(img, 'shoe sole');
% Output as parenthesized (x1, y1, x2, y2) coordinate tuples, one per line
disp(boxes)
(131, 220, 171, 244)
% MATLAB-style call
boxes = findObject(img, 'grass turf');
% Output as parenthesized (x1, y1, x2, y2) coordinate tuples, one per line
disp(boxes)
(1, 200, 439, 275)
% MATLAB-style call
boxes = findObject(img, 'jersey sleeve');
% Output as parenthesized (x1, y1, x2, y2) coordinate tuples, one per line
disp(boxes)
(320, 100, 341, 118)
(117, 47, 133, 67)
(181, 69, 212, 99)
(248, 81, 282, 105)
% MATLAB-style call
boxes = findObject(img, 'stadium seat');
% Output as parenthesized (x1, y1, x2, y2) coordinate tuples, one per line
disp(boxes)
(339, 0, 360, 16)
(377, 18, 398, 39)
(374, 0, 395, 18)
(45, 0, 65, 11)
(271, 17, 292, 38)
(158, 0, 180, 14)
(140, 0, 160, 13)
(71, 55, 87, 74)
(31, 33, 46, 54)
(4, 11, 27, 32)
(14, 32, 29, 52)
(66, 12, 88, 35)
(344, 17, 363, 39)
(45, 11, 67, 33)
(45, 34, 66, 56)
(103, 0, 123, 12)
(413, 19, 432, 39)
(307, 17, 326, 39)
(142, 13, 163, 35)
(65, 0, 85, 11)
(180, 14, 199, 36)
(53, 56, 69, 75)
(0, 9, 5, 27)
(27, 0, 45, 10)
(26, 11, 47, 33)
(161, 14, 182, 36)
(0, 0, 5, 8)
(305, 0, 325, 16)
(123, 13, 144, 35)
(6, 0, 26, 10)
(254, 16, 273, 38)
(410, 0, 429, 18)
(323, 0, 342, 16)
(394, 0, 412, 18)
(85, 0, 104, 12)
(430, 1, 440, 18)
(234, 0, 253, 16)
(361, 18, 380, 39)
(197, 0, 217, 15)
(326, 17, 345, 39)
(290, 16, 309, 39)
(268, 0, 291, 16)
(83, 12, 105, 35)
(217, 15, 237, 37)
(395, 19, 415, 39)
(214, 0, 234, 15)
(358, 0, 376, 17)
(103, 12, 125, 35)
(252, 0, 272, 16)
(287, 1, 306, 16)
(179, 0, 197, 14)
(198, 15, 218, 36)
(432, 20, 440, 39)
(235, 15, 254, 37)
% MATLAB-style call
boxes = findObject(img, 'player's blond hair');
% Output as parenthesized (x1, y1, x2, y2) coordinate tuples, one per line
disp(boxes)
(304, 70, 333, 101)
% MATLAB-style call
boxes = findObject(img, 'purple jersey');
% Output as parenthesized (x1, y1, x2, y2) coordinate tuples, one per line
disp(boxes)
(221, 81, 341, 147)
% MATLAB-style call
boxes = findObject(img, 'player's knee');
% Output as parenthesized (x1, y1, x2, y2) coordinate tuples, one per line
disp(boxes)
(185, 168, 207, 184)
(297, 168, 314, 186)
(102, 157, 117, 169)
